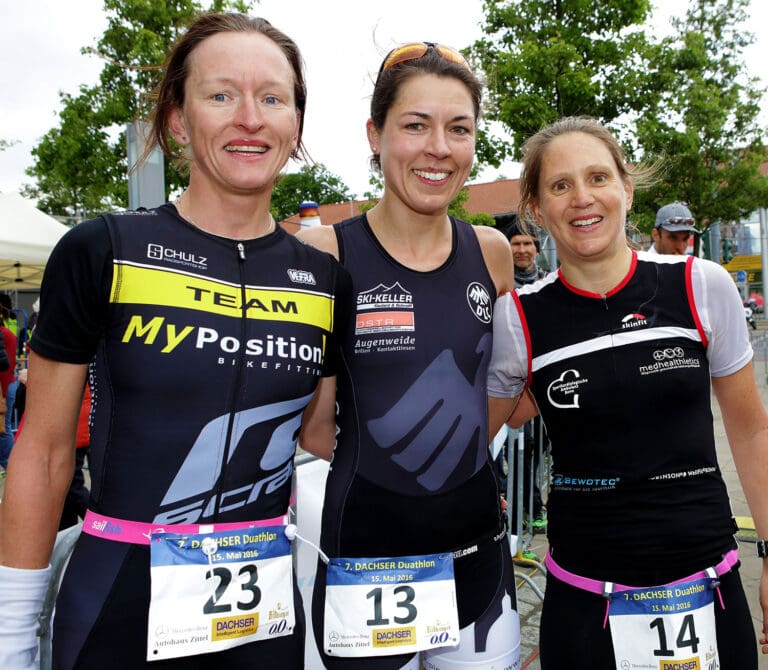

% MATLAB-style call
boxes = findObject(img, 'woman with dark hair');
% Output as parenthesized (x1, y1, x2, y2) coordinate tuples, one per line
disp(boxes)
(298, 42, 519, 669)
(0, 13, 349, 669)
(489, 116, 768, 668)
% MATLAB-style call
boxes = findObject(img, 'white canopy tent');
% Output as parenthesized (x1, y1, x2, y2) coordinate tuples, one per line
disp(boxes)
(0, 193, 70, 289)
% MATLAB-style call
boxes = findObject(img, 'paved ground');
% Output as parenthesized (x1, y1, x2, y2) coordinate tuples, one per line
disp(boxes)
(512, 538, 547, 669)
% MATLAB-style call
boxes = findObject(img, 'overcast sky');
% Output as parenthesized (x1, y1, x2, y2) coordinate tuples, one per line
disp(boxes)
(1, 0, 766, 200)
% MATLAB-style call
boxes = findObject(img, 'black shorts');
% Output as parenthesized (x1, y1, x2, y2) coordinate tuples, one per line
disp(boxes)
(52, 536, 305, 669)
(311, 534, 517, 669)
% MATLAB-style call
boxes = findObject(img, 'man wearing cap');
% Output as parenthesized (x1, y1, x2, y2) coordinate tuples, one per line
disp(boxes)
(649, 202, 698, 255)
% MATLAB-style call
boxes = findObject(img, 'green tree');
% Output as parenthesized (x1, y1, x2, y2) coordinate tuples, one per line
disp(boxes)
(447, 186, 496, 227)
(25, 0, 251, 217)
(363, 172, 384, 203)
(23, 89, 125, 217)
(470, 0, 768, 249)
(471, 0, 658, 161)
(271, 164, 353, 222)
(632, 0, 768, 236)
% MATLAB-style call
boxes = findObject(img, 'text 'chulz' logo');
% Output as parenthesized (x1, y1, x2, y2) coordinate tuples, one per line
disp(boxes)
(147, 243, 207, 268)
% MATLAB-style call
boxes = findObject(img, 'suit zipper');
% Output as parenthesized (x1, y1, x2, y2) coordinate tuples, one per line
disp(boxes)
(212, 241, 248, 519)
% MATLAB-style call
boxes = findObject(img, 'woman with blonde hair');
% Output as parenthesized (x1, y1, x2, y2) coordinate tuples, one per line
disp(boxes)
(489, 116, 767, 668)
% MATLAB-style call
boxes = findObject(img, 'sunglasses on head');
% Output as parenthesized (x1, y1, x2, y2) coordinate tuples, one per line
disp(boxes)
(658, 217, 695, 227)
(377, 42, 471, 77)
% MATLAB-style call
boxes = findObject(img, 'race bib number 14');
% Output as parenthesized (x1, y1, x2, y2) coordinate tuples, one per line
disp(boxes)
(608, 576, 719, 670)
(147, 526, 294, 661)
(324, 553, 459, 657)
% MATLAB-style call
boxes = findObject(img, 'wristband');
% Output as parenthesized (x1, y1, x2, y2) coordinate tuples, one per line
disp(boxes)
(0, 564, 51, 670)
(758, 540, 768, 558)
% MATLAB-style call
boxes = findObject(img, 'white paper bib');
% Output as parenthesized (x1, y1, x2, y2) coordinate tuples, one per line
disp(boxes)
(147, 526, 294, 661)
(324, 553, 460, 657)
(608, 577, 719, 670)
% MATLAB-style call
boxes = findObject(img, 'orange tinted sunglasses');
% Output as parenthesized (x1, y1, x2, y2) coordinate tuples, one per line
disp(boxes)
(377, 42, 471, 76)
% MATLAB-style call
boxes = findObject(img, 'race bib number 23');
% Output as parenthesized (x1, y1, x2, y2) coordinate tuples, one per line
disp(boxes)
(147, 526, 294, 661)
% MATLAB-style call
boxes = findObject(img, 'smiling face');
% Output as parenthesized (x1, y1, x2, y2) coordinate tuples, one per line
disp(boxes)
(531, 132, 633, 268)
(168, 31, 300, 198)
(368, 73, 476, 217)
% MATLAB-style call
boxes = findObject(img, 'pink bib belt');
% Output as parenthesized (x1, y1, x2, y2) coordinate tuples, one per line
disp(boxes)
(82, 510, 288, 545)
(545, 548, 739, 627)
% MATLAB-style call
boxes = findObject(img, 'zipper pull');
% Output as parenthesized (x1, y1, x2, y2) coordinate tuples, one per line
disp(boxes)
(237, 242, 246, 260)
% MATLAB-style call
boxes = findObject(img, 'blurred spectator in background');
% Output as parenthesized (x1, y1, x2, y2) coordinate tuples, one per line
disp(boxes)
(648, 202, 698, 255)
(0, 295, 18, 471)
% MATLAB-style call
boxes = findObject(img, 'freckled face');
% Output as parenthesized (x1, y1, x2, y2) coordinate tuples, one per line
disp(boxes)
(531, 132, 633, 266)
(368, 73, 476, 216)
(168, 31, 300, 197)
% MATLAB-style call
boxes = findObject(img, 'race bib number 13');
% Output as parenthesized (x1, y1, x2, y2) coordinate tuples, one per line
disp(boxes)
(324, 553, 459, 657)
(147, 526, 294, 661)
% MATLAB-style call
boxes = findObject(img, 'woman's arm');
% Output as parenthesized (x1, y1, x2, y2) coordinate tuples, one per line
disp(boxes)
(505, 389, 539, 428)
(488, 389, 539, 440)
(712, 362, 768, 655)
(298, 375, 337, 461)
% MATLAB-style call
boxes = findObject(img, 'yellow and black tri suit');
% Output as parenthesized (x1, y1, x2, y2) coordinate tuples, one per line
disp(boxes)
(31, 204, 351, 669)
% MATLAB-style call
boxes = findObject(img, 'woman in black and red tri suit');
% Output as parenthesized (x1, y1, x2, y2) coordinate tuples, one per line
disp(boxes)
(488, 116, 768, 669)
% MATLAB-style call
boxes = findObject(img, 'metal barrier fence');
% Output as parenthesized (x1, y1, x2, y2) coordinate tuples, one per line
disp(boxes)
(497, 421, 550, 602)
